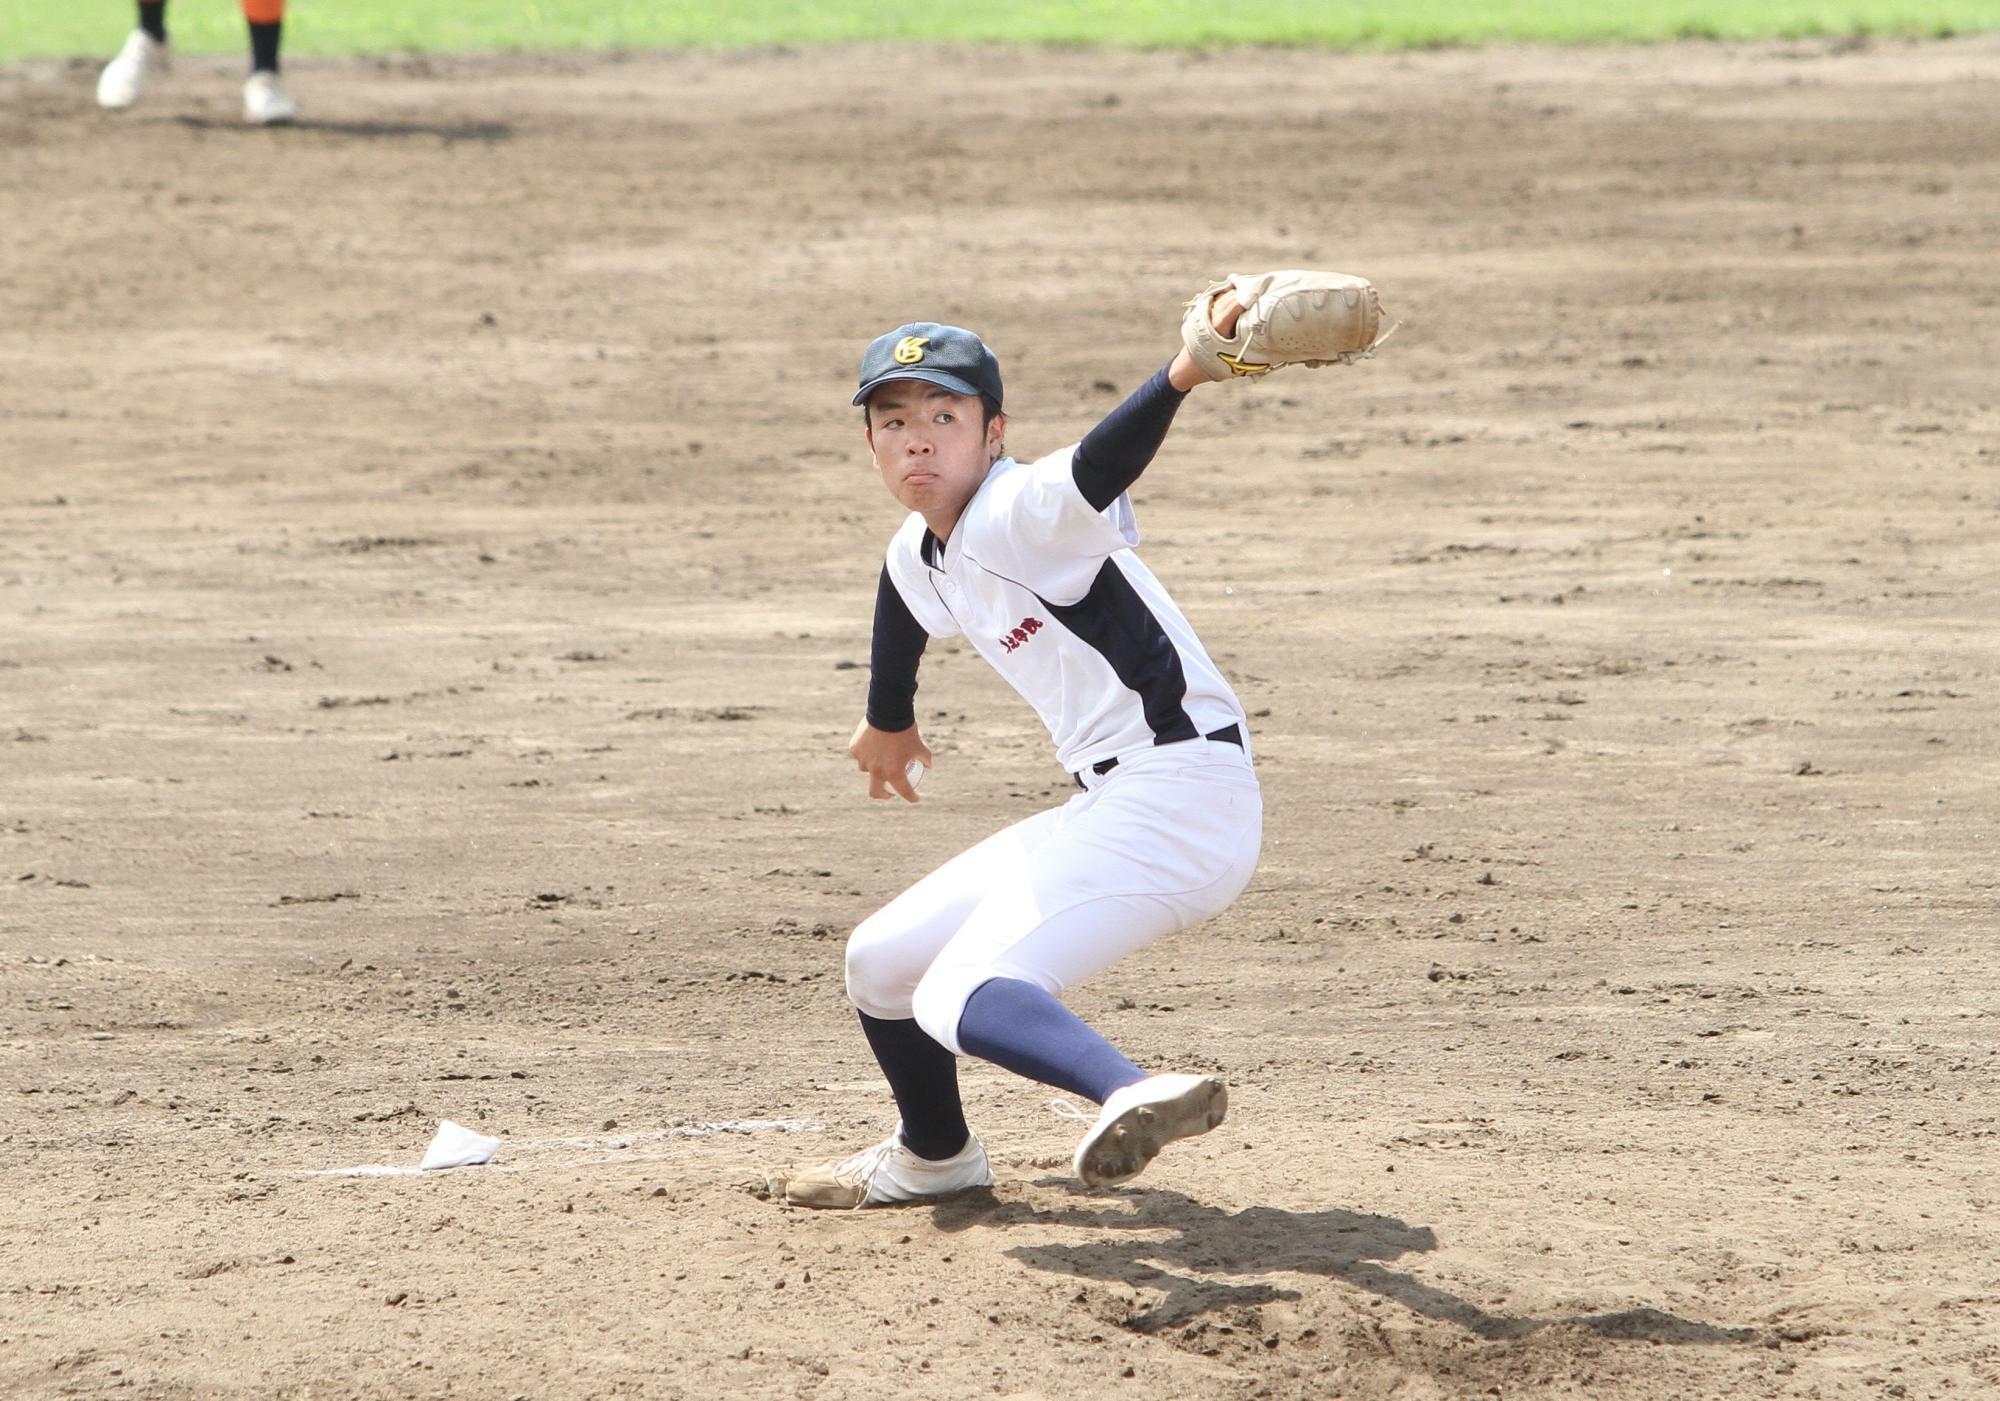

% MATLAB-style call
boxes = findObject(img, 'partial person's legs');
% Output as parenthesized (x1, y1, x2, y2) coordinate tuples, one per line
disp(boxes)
(98, 2, 170, 110)
(841, 803, 1067, 1159)
(912, 754, 1261, 1071)
(245, 0, 282, 72)
(790, 750, 1260, 1204)
(955, 956, 1229, 1189)
(915, 751, 1262, 1186)
(855, 1011, 968, 1161)
(782, 805, 1070, 1207)
(957, 975, 1144, 1104)
(242, 0, 297, 125)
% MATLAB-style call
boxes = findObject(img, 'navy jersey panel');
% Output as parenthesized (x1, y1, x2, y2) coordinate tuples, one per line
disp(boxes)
(1035, 557, 1199, 748)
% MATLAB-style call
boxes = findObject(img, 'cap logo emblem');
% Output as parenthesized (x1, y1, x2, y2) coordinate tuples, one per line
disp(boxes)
(892, 336, 930, 365)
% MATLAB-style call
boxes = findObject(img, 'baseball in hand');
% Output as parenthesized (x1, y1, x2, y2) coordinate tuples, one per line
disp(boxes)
(905, 759, 926, 790)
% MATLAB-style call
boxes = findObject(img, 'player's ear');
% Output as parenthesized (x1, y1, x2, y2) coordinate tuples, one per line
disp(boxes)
(986, 412, 1007, 462)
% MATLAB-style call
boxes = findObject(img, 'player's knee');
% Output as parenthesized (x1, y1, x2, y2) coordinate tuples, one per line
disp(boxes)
(842, 914, 919, 1019)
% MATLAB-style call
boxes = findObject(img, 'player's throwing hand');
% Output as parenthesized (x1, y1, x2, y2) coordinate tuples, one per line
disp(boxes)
(850, 718, 931, 804)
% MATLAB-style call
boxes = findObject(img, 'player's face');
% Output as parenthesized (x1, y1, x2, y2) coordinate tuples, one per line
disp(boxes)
(864, 384, 1005, 521)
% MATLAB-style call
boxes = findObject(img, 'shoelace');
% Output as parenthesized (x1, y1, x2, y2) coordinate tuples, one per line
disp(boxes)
(835, 1137, 900, 1211)
(1047, 1096, 1095, 1123)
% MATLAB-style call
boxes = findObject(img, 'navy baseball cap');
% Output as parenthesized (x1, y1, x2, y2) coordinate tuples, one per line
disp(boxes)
(852, 322, 1004, 410)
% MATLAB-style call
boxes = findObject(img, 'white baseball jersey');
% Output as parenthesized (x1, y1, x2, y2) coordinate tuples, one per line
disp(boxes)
(883, 447, 1246, 775)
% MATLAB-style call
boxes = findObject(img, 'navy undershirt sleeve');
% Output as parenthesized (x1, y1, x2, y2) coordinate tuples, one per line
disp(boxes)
(865, 564, 928, 732)
(1070, 363, 1189, 512)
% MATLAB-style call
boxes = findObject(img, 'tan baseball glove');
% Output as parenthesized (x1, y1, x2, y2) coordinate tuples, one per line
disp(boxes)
(1181, 270, 1393, 381)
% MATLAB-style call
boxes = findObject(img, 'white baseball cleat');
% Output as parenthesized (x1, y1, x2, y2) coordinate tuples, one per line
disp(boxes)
(97, 30, 168, 111)
(243, 71, 299, 126)
(1074, 1074, 1228, 1187)
(782, 1129, 991, 1209)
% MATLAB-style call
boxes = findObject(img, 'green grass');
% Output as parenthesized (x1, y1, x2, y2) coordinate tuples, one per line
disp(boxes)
(4, 0, 1996, 62)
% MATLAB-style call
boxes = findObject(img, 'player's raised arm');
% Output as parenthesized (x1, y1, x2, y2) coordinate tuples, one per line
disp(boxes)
(1071, 271, 1392, 512)
(849, 565, 934, 803)
(1066, 292, 1251, 513)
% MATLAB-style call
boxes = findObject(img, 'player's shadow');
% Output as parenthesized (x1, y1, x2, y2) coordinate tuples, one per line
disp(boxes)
(172, 115, 512, 142)
(932, 1187, 1762, 1344)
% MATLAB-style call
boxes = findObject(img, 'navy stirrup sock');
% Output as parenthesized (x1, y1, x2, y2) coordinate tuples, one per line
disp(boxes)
(249, 20, 281, 73)
(956, 976, 1145, 1105)
(856, 1011, 970, 1162)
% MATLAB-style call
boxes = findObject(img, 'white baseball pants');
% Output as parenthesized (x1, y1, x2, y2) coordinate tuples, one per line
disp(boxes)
(845, 736, 1262, 1054)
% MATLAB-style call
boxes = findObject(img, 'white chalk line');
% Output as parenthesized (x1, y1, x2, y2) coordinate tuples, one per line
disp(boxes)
(297, 1117, 823, 1179)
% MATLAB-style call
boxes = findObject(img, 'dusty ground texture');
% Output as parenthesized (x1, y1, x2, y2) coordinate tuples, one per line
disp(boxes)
(3, 35, 1998, 1401)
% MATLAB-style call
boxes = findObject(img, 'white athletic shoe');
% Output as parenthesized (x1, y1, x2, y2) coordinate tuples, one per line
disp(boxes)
(1073, 1074, 1228, 1188)
(97, 29, 168, 111)
(243, 71, 299, 126)
(783, 1129, 991, 1209)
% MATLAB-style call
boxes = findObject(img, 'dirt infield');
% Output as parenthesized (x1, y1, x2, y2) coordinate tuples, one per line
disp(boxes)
(4, 35, 1997, 1400)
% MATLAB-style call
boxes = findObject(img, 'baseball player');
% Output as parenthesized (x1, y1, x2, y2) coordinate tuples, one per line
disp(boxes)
(782, 273, 1389, 1209)
(98, 0, 299, 125)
